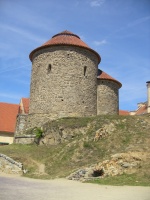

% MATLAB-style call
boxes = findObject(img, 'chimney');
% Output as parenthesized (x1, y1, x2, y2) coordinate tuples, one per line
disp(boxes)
(146, 81, 150, 113)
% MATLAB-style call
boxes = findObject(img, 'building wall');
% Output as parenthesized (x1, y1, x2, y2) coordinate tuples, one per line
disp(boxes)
(15, 135, 35, 144)
(147, 82, 150, 113)
(0, 132, 14, 144)
(0, 154, 23, 174)
(15, 114, 28, 136)
(27, 46, 98, 128)
(97, 80, 119, 115)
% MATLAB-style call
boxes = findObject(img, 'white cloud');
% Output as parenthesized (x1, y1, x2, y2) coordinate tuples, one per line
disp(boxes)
(107, 15, 150, 38)
(74, 1, 80, 7)
(93, 39, 107, 46)
(127, 16, 150, 28)
(0, 1, 56, 33)
(0, 23, 45, 44)
(90, 0, 105, 7)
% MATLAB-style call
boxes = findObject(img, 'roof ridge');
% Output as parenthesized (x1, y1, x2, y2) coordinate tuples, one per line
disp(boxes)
(52, 30, 80, 39)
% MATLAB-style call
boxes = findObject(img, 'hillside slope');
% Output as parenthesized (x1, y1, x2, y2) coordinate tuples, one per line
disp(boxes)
(0, 114, 150, 185)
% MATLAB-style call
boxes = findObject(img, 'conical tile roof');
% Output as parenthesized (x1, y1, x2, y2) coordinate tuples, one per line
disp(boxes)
(97, 69, 122, 88)
(29, 30, 101, 62)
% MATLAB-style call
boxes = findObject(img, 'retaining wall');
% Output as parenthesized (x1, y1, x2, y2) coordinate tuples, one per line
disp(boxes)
(0, 154, 23, 174)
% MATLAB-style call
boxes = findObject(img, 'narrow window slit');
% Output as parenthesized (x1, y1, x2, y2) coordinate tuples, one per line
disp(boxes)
(47, 64, 52, 73)
(84, 66, 87, 77)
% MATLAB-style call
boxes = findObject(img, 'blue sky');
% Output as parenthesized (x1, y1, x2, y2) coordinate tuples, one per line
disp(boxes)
(0, 0, 150, 111)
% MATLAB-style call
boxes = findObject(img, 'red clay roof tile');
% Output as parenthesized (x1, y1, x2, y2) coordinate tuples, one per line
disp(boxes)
(0, 102, 19, 133)
(21, 98, 29, 114)
(29, 30, 101, 63)
(97, 70, 122, 88)
(135, 104, 147, 115)
(119, 110, 130, 116)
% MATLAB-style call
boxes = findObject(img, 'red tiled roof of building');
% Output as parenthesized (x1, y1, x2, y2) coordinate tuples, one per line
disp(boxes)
(29, 30, 101, 63)
(22, 98, 29, 114)
(135, 104, 147, 115)
(119, 110, 130, 116)
(0, 102, 19, 133)
(97, 70, 122, 88)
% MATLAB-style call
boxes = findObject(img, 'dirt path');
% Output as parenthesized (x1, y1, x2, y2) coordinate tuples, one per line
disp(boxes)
(0, 175, 150, 200)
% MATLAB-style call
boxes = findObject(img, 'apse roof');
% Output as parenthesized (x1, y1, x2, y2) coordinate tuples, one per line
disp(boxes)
(29, 30, 101, 62)
(97, 70, 122, 88)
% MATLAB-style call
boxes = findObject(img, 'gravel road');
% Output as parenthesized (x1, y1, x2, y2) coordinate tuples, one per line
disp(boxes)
(0, 175, 150, 200)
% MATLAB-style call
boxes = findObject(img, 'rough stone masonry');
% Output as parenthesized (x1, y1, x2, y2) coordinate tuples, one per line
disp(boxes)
(15, 30, 122, 140)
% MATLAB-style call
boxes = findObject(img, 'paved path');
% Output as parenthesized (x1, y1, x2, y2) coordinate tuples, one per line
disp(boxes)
(0, 175, 150, 200)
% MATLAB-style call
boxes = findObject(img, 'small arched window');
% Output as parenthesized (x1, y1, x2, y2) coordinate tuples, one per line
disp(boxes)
(84, 66, 87, 77)
(47, 64, 51, 74)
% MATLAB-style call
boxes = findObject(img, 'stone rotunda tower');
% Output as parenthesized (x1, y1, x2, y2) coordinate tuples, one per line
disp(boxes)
(97, 70, 122, 115)
(27, 30, 101, 128)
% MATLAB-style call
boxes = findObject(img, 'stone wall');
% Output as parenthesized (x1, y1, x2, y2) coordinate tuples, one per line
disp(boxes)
(14, 135, 35, 144)
(0, 154, 23, 174)
(0, 132, 14, 144)
(26, 113, 55, 130)
(147, 81, 150, 113)
(97, 80, 119, 115)
(15, 114, 28, 135)
(27, 45, 98, 129)
(67, 152, 146, 181)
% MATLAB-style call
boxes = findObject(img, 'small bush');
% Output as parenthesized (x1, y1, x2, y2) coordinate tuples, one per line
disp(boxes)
(33, 127, 43, 139)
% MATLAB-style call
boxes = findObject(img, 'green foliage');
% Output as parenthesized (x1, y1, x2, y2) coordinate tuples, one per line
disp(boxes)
(0, 114, 150, 185)
(43, 116, 92, 130)
(86, 173, 150, 186)
(83, 141, 93, 149)
(122, 134, 131, 144)
(33, 127, 43, 139)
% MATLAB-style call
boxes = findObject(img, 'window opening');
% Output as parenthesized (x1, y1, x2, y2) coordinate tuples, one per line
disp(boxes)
(84, 66, 87, 77)
(47, 64, 51, 73)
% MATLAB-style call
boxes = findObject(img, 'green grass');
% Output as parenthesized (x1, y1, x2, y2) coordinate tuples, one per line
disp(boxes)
(87, 173, 150, 186)
(0, 115, 150, 185)
(43, 116, 93, 129)
(83, 141, 93, 149)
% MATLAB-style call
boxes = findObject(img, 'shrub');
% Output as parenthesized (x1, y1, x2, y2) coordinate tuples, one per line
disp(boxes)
(33, 127, 43, 139)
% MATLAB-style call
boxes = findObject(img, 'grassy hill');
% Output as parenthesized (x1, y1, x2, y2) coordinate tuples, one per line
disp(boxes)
(0, 114, 150, 186)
